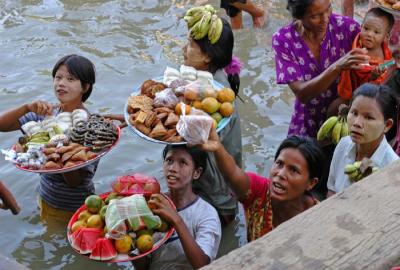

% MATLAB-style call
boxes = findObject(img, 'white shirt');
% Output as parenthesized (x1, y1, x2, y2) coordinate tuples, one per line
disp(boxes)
(327, 136, 399, 193)
(149, 197, 221, 270)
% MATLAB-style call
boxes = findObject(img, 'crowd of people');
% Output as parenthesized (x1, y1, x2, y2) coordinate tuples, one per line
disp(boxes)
(1, 0, 400, 269)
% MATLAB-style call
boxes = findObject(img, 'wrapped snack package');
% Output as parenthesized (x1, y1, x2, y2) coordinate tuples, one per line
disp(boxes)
(105, 194, 161, 239)
(153, 88, 180, 109)
(176, 106, 213, 145)
(182, 79, 215, 102)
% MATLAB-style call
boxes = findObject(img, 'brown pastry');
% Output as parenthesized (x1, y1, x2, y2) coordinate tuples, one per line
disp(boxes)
(86, 151, 98, 160)
(144, 111, 157, 128)
(128, 95, 154, 112)
(135, 110, 149, 124)
(70, 150, 88, 162)
(154, 107, 173, 114)
(165, 135, 182, 143)
(43, 161, 63, 170)
(161, 129, 177, 141)
(140, 79, 157, 97)
(134, 123, 151, 136)
(63, 160, 83, 168)
(164, 113, 180, 127)
(150, 83, 167, 98)
(56, 145, 75, 154)
(61, 146, 87, 163)
(149, 122, 167, 138)
(43, 147, 56, 155)
(47, 153, 61, 162)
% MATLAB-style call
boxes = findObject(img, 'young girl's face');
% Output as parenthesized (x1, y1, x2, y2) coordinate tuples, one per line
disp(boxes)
(269, 148, 316, 202)
(163, 149, 202, 190)
(182, 36, 210, 71)
(360, 15, 390, 50)
(347, 96, 391, 145)
(53, 65, 86, 104)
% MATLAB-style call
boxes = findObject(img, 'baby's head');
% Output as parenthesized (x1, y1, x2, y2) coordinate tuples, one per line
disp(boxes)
(360, 8, 394, 50)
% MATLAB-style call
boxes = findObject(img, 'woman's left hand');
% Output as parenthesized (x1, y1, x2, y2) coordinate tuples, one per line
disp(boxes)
(148, 194, 179, 226)
(102, 114, 127, 129)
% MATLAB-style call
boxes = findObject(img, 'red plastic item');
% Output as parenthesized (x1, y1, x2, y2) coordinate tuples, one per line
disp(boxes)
(67, 192, 175, 263)
(112, 174, 161, 197)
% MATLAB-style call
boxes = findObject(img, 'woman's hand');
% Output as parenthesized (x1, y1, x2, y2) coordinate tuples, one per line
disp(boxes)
(26, 100, 54, 116)
(335, 48, 370, 71)
(197, 128, 222, 152)
(102, 114, 127, 129)
(148, 194, 180, 226)
(0, 182, 20, 215)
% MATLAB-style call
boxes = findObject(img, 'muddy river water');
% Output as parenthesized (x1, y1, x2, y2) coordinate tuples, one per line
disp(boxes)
(0, 1, 358, 269)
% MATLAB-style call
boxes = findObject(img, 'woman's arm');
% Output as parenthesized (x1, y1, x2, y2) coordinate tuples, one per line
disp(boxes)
(289, 48, 369, 103)
(199, 129, 249, 201)
(0, 101, 54, 132)
(149, 194, 210, 269)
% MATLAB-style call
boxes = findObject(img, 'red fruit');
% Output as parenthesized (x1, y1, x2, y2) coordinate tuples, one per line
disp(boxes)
(70, 227, 104, 254)
(143, 182, 160, 195)
(90, 238, 117, 261)
(127, 183, 143, 194)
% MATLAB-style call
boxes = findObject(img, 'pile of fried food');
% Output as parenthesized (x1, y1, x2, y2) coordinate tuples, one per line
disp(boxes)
(377, 0, 400, 10)
(9, 113, 119, 171)
(128, 80, 182, 143)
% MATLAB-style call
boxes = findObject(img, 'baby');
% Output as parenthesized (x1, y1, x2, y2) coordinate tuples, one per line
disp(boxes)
(337, 7, 395, 101)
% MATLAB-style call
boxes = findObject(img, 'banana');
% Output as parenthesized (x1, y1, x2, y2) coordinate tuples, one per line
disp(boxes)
(340, 120, 349, 138)
(186, 6, 205, 17)
(204, 4, 216, 14)
(344, 164, 357, 174)
(208, 15, 218, 44)
(317, 116, 338, 141)
(331, 119, 343, 144)
(353, 161, 361, 169)
(348, 170, 360, 182)
(184, 10, 204, 28)
(195, 11, 212, 40)
(210, 17, 223, 44)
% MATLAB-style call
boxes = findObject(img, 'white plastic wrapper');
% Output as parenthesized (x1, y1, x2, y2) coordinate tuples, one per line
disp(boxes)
(153, 88, 180, 109)
(176, 107, 213, 145)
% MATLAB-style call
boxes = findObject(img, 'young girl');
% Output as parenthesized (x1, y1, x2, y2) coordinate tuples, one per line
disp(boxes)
(133, 145, 221, 270)
(327, 83, 399, 197)
(0, 54, 97, 220)
(200, 134, 324, 242)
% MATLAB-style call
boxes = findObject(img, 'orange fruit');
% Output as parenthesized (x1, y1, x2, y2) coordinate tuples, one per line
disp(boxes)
(175, 102, 191, 115)
(136, 234, 153, 253)
(192, 100, 203, 110)
(78, 210, 92, 222)
(71, 220, 87, 233)
(136, 229, 153, 237)
(184, 88, 199, 101)
(201, 97, 219, 114)
(219, 102, 234, 117)
(114, 235, 133, 254)
(203, 88, 217, 98)
(217, 88, 235, 103)
(87, 214, 104, 229)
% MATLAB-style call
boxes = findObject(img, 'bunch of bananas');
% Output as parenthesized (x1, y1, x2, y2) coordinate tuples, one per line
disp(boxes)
(27, 132, 50, 144)
(184, 5, 223, 44)
(344, 158, 378, 183)
(317, 104, 350, 145)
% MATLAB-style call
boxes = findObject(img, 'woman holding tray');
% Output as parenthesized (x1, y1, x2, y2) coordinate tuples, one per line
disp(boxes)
(0, 54, 98, 222)
(182, 5, 242, 225)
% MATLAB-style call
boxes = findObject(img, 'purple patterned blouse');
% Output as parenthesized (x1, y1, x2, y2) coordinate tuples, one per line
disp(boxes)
(272, 13, 360, 138)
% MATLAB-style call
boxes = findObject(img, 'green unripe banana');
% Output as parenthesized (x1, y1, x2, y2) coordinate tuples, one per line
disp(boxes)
(331, 119, 343, 144)
(317, 116, 338, 141)
(344, 164, 357, 174)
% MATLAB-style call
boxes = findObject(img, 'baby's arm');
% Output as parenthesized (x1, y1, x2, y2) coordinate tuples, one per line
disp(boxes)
(0, 181, 20, 215)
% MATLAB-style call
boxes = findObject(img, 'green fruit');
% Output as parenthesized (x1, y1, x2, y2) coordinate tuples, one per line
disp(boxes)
(85, 195, 104, 214)
(99, 205, 108, 221)
(317, 116, 338, 141)
(136, 229, 153, 238)
(344, 164, 357, 174)
(156, 219, 169, 232)
(105, 192, 119, 204)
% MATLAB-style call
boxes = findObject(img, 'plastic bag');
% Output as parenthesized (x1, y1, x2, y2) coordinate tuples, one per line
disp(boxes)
(105, 194, 161, 239)
(182, 79, 216, 102)
(153, 88, 180, 109)
(176, 106, 213, 145)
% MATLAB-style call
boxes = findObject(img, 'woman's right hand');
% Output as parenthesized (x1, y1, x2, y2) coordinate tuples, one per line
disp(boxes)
(335, 48, 370, 71)
(197, 128, 221, 152)
(26, 100, 54, 116)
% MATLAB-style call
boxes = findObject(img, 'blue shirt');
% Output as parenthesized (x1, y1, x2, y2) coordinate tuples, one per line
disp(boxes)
(19, 112, 98, 211)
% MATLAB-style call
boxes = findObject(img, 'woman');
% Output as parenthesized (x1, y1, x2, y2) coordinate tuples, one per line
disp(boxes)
(0, 55, 97, 221)
(273, 0, 369, 138)
(327, 84, 398, 196)
(220, 0, 265, 29)
(183, 6, 242, 224)
(200, 133, 324, 241)
(133, 145, 221, 270)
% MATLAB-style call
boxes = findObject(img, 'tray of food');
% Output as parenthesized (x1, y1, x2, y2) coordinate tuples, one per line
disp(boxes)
(67, 175, 174, 262)
(2, 111, 120, 174)
(375, 0, 400, 14)
(124, 66, 236, 145)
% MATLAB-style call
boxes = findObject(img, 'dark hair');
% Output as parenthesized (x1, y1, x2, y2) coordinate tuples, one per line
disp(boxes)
(162, 145, 207, 176)
(287, 0, 314, 19)
(52, 54, 96, 102)
(193, 18, 240, 95)
(364, 7, 395, 32)
(274, 135, 324, 180)
(352, 83, 398, 141)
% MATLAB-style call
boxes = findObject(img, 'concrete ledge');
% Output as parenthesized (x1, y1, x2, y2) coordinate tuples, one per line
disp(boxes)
(203, 160, 400, 270)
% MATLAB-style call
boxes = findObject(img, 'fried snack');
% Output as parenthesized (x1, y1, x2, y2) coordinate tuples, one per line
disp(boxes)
(149, 122, 167, 138)
(128, 95, 154, 112)
(61, 146, 86, 163)
(141, 79, 157, 96)
(43, 161, 62, 170)
(164, 112, 180, 127)
(165, 135, 182, 143)
(136, 111, 149, 124)
(154, 107, 173, 114)
(161, 129, 177, 141)
(64, 161, 83, 168)
(56, 145, 75, 154)
(135, 123, 151, 136)
(393, 1, 400, 9)
(150, 83, 167, 98)
(43, 147, 56, 155)
(86, 151, 98, 160)
(47, 153, 61, 162)
(70, 150, 88, 162)
(144, 111, 157, 128)
(156, 112, 169, 121)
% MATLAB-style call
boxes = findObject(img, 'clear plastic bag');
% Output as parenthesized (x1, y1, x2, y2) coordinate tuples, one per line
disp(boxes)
(105, 194, 161, 239)
(153, 88, 180, 109)
(176, 107, 213, 145)
(182, 79, 217, 102)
